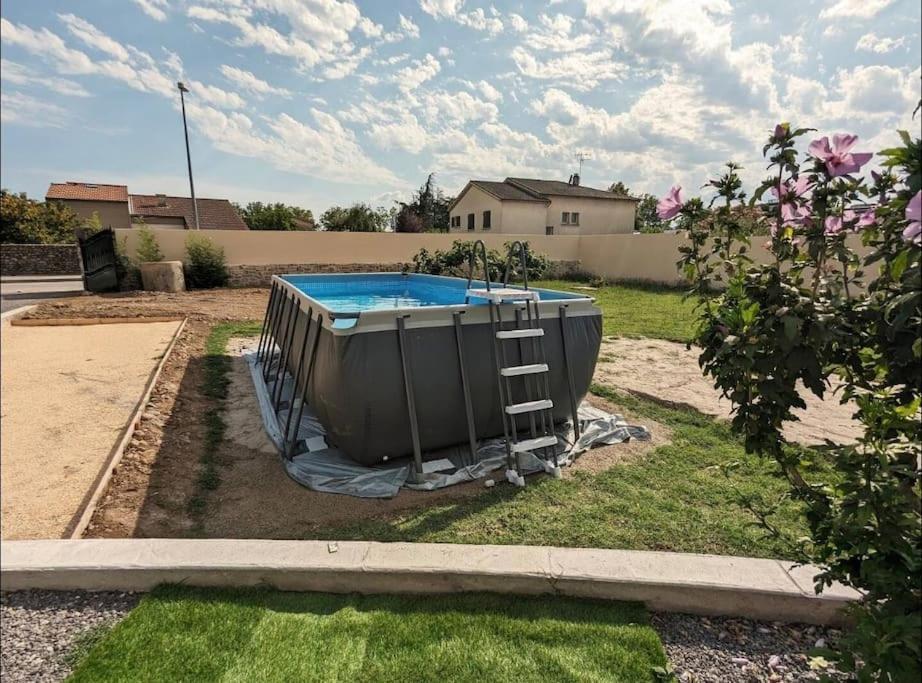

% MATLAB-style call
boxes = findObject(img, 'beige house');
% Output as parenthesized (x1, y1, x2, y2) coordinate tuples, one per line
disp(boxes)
(45, 181, 248, 230)
(448, 176, 637, 235)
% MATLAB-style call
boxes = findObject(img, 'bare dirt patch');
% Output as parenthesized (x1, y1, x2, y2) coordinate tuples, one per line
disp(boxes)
(593, 337, 862, 446)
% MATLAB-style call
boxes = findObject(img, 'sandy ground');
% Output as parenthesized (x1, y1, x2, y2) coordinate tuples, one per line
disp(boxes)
(595, 337, 862, 446)
(0, 319, 181, 539)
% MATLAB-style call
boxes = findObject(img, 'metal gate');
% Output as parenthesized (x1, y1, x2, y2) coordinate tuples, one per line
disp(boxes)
(78, 228, 119, 292)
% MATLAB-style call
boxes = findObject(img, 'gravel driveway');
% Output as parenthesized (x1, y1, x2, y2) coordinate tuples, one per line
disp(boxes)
(0, 590, 139, 682)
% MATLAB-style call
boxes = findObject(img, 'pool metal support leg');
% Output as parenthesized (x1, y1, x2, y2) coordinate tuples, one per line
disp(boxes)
(285, 313, 322, 459)
(256, 281, 277, 363)
(452, 312, 478, 466)
(271, 296, 298, 410)
(281, 307, 313, 446)
(396, 315, 424, 482)
(558, 305, 581, 440)
(263, 290, 286, 382)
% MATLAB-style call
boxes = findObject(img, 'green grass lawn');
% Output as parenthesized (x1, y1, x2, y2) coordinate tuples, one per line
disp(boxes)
(69, 587, 668, 683)
(533, 280, 698, 342)
(315, 385, 812, 561)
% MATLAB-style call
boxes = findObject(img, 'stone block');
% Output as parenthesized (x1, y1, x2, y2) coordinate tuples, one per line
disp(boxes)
(140, 261, 185, 292)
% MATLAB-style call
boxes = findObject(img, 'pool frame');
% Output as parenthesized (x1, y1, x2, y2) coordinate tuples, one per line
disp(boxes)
(256, 272, 602, 479)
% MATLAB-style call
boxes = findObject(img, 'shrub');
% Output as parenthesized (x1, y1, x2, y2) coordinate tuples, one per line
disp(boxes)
(115, 235, 140, 288)
(0, 190, 80, 244)
(411, 240, 548, 282)
(135, 224, 163, 262)
(184, 234, 229, 289)
(672, 120, 920, 679)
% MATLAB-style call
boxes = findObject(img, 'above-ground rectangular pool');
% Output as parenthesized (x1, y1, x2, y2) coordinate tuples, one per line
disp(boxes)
(258, 273, 602, 470)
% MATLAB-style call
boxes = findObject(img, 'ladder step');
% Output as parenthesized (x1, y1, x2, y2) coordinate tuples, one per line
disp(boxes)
(496, 328, 544, 339)
(467, 288, 539, 302)
(506, 399, 553, 415)
(512, 435, 558, 453)
(500, 363, 548, 377)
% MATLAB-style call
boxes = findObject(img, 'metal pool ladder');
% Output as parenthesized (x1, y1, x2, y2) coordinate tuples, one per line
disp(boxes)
(466, 240, 559, 486)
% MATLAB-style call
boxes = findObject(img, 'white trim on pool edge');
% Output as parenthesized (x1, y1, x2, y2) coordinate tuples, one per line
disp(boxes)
(272, 272, 601, 336)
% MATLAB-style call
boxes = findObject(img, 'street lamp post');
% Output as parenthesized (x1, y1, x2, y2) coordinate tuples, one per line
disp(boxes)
(177, 81, 200, 230)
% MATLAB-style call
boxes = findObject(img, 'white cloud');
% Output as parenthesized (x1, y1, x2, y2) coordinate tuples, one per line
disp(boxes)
(397, 14, 421, 39)
(856, 32, 907, 53)
(832, 64, 919, 115)
(394, 53, 441, 92)
(370, 112, 431, 154)
(58, 13, 131, 62)
(419, 0, 503, 35)
(456, 8, 503, 35)
(819, 0, 895, 19)
(185, 79, 245, 109)
(509, 13, 528, 32)
(0, 59, 91, 97)
(512, 47, 628, 91)
(187, 0, 377, 76)
(1, 91, 70, 127)
(419, 0, 465, 18)
(778, 34, 807, 66)
(437, 46, 452, 57)
(132, 0, 170, 22)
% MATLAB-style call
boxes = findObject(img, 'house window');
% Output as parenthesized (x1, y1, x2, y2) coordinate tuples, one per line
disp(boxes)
(571, 212, 580, 225)
(482, 210, 491, 229)
(467, 213, 475, 231)
(561, 211, 570, 224)
(546, 226, 554, 235)
(451, 216, 460, 228)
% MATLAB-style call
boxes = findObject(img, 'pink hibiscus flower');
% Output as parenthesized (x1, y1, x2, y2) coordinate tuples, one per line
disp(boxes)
(808, 134, 873, 177)
(657, 186, 684, 220)
(824, 216, 845, 236)
(904, 191, 921, 246)
(855, 209, 876, 231)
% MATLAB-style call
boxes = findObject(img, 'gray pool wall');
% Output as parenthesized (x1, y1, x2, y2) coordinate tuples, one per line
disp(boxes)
(272, 273, 602, 466)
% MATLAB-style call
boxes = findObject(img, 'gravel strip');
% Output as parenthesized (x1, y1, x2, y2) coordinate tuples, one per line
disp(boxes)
(1, 590, 139, 682)
(652, 612, 847, 682)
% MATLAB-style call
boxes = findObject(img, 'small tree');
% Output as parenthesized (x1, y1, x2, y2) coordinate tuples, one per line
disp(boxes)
(671, 120, 921, 679)
(184, 234, 228, 288)
(135, 223, 163, 262)
(320, 203, 387, 232)
(396, 173, 453, 232)
(236, 202, 315, 231)
(0, 190, 80, 244)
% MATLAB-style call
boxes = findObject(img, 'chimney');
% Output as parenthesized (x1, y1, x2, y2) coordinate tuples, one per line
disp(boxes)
(569, 173, 580, 186)
(156, 193, 167, 207)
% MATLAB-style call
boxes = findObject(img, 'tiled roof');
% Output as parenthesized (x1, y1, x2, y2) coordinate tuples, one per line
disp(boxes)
(129, 195, 248, 230)
(469, 180, 547, 202)
(46, 182, 129, 202)
(506, 178, 637, 201)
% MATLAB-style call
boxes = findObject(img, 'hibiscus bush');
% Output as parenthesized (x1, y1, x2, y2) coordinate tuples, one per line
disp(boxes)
(670, 122, 921, 680)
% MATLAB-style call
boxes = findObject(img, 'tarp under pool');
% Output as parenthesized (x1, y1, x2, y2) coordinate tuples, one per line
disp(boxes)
(247, 350, 652, 498)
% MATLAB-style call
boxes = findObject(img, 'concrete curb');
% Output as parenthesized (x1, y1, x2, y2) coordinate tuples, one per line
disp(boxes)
(0, 304, 37, 322)
(0, 540, 859, 625)
(66, 318, 188, 539)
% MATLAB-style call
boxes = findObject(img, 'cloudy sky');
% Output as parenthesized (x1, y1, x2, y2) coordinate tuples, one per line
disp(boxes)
(1, 0, 919, 212)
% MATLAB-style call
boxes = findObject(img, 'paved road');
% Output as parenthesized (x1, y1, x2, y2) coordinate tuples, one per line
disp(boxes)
(0, 276, 85, 314)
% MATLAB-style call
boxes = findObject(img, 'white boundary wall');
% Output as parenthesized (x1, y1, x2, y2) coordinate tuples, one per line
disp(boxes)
(116, 229, 869, 286)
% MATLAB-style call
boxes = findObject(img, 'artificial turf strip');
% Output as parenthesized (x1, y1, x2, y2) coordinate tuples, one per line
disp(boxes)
(318, 385, 816, 560)
(532, 280, 698, 343)
(188, 321, 263, 524)
(67, 587, 669, 683)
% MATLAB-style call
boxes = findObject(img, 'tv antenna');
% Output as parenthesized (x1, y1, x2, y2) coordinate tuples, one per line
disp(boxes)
(575, 151, 592, 176)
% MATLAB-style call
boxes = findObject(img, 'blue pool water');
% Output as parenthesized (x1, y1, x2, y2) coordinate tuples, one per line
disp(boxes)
(282, 273, 582, 313)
